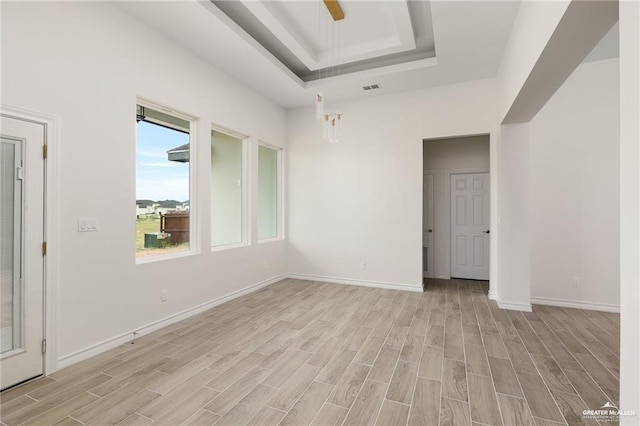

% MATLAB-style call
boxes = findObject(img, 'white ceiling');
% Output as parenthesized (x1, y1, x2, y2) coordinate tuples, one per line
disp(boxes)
(211, 0, 435, 81)
(114, 1, 522, 109)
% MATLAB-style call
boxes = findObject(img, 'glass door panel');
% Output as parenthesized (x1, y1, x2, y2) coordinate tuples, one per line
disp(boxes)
(1, 139, 23, 355)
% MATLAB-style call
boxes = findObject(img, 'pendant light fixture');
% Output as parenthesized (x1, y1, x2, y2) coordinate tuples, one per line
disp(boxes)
(316, 0, 343, 143)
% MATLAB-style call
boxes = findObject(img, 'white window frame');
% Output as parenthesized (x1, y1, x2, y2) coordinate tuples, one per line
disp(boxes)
(210, 124, 249, 252)
(135, 97, 199, 264)
(257, 141, 284, 243)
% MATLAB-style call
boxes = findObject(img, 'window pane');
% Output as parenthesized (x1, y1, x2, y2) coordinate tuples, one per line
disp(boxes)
(258, 145, 278, 240)
(136, 105, 191, 258)
(211, 130, 243, 247)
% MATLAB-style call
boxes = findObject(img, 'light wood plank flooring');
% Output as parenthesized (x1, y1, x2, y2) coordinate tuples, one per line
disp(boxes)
(0, 278, 620, 425)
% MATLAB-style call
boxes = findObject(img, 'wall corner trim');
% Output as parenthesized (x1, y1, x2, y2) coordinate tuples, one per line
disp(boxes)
(57, 274, 287, 370)
(531, 297, 620, 313)
(286, 273, 423, 293)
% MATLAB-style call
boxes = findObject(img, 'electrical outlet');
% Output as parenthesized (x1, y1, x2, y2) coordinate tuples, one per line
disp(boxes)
(572, 277, 581, 287)
(161, 289, 168, 302)
(361, 262, 367, 270)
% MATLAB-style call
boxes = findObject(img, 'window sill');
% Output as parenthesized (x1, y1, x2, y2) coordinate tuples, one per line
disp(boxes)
(258, 237, 283, 244)
(135, 249, 196, 265)
(211, 242, 249, 252)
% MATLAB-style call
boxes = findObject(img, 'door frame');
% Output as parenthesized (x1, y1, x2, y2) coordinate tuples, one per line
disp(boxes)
(422, 170, 436, 280)
(444, 167, 489, 280)
(2, 105, 59, 376)
(422, 132, 498, 297)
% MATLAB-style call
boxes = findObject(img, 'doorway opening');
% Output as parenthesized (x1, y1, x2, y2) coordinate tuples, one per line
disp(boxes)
(422, 135, 490, 286)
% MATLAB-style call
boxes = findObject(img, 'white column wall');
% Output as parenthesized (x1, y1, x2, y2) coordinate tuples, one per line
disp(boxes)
(619, 0, 640, 419)
(497, 123, 532, 311)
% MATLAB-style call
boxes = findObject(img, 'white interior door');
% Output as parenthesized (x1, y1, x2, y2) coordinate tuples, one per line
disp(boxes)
(423, 173, 435, 278)
(1, 115, 45, 390)
(450, 173, 489, 280)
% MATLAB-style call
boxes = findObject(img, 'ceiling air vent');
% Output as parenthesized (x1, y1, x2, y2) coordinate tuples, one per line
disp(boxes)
(362, 83, 382, 91)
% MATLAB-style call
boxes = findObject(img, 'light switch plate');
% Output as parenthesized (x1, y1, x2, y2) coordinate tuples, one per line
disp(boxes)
(78, 218, 99, 232)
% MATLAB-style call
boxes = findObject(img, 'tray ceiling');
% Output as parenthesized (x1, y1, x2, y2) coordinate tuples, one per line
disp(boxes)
(114, 1, 522, 108)
(212, 0, 436, 82)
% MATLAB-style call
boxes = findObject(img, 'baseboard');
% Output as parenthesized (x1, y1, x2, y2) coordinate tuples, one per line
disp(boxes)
(286, 273, 423, 293)
(57, 274, 287, 370)
(488, 290, 497, 301)
(496, 299, 532, 312)
(531, 296, 620, 313)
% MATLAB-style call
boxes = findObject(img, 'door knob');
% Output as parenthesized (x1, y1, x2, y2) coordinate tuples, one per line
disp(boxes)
(482, 230, 490, 234)
(428, 229, 433, 233)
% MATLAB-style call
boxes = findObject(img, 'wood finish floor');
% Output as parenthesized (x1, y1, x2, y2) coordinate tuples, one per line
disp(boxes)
(0, 278, 621, 426)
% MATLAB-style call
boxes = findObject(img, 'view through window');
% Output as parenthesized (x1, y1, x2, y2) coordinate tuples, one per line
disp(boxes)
(136, 104, 192, 258)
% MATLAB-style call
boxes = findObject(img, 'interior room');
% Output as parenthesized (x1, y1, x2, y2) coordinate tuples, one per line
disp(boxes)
(423, 135, 491, 282)
(1, 0, 638, 425)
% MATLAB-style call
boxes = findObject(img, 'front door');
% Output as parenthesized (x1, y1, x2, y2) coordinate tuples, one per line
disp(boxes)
(1, 115, 45, 390)
(450, 173, 489, 280)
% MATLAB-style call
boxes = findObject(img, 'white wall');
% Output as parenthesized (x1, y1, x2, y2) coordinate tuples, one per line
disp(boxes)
(1, 2, 287, 364)
(498, 123, 532, 310)
(423, 136, 490, 279)
(530, 58, 620, 310)
(619, 0, 640, 417)
(287, 79, 498, 290)
(496, 58, 621, 312)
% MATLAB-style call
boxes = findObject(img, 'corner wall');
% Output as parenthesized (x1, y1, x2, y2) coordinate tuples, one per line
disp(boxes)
(1, 2, 287, 365)
(286, 79, 498, 290)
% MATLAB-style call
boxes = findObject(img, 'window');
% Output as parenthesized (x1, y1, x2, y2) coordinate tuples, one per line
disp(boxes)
(211, 129, 246, 248)
(258, 144, 281, 240)
(135, 102, 195, 259)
